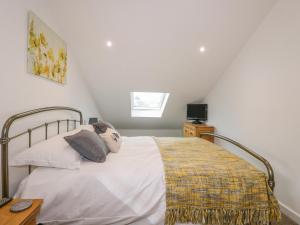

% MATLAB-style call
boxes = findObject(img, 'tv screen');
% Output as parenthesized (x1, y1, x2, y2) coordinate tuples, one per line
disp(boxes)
(187, 104, 207, 121)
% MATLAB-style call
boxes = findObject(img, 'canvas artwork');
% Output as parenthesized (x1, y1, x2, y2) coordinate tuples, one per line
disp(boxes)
(27, 11, 67, 84)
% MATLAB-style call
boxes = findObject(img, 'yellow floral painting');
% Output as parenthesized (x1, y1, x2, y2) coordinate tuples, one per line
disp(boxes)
(27, 11, 67, 84)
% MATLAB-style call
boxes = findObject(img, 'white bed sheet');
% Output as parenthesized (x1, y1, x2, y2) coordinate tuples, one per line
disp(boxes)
(15, 136, 197, 225)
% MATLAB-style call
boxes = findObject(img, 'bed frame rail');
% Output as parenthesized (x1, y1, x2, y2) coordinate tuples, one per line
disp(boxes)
(200, 133, 275, 191)
(0, 106, 83, 198)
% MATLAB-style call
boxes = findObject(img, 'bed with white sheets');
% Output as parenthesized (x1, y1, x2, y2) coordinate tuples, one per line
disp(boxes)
(15, 136, 167, 225)
(1, 107, 280, 225)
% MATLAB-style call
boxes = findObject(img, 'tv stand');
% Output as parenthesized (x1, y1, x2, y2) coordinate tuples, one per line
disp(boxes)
(192, 120, 203, 124)
(183, 122, 215, 143)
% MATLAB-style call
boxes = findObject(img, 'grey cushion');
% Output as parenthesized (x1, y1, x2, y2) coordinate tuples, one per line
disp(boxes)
(64, 130, 109, 163)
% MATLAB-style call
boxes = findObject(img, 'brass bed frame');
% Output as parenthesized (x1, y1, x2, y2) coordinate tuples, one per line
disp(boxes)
(0, 106, 83, 198)
(0, 106, 275, 200)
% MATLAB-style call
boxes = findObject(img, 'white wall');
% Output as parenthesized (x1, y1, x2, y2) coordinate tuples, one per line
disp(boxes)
(118, 129, 182, 137)
(0, 0, 101, 196)
(205, 0, 300, 222)
(49, 0, 276, 130)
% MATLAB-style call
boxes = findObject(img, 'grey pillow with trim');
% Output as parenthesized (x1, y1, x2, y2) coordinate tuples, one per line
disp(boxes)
(64, 130, 109, 163)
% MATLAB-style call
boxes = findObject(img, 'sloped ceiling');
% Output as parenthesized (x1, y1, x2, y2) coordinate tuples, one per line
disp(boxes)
(49, 0, 276, 129)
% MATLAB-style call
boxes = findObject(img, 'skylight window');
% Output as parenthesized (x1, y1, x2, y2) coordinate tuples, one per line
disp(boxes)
(131, 92, 169, 118)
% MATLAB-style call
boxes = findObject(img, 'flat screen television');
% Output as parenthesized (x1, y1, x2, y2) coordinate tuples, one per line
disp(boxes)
(187, 104, 207, 124)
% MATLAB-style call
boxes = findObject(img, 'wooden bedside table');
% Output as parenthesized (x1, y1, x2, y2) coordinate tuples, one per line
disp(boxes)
(0, 199, 43, 225)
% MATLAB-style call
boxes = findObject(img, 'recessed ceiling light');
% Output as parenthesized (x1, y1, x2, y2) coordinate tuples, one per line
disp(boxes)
(199, 46, 206, 52)
(106, 41, 112, 47)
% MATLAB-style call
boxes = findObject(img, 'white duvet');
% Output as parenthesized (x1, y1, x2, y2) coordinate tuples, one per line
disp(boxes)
(15, 137, 168, 225)
(15, 136, 197, 225)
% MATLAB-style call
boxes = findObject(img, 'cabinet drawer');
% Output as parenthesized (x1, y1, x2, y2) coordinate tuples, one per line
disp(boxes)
(183, 126, 196, 137)
(189, 129, 196, 136)
(197, 128, 214, 133)
(183, 128, 191, 137)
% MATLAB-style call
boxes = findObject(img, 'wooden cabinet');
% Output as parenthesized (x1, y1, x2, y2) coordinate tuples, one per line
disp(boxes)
(183, 122, 215, 143)
(0, 199, 43, 225)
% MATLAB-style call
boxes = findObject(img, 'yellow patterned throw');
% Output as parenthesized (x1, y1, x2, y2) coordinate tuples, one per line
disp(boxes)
(155, 137, 280, 225)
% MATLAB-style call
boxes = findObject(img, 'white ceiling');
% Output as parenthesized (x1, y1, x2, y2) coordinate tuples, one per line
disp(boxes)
(49, 0, 276, 129)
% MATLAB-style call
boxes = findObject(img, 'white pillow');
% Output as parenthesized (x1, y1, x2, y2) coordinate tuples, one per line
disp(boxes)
(10, 125, 94, 169)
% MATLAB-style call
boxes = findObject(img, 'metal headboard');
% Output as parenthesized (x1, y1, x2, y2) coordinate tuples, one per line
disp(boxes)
(0, 106, 83, 198)
(200, 133, 275, 191)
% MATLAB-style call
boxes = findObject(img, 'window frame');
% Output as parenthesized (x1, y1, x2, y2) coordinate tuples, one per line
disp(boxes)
(130, 92, 170, 118)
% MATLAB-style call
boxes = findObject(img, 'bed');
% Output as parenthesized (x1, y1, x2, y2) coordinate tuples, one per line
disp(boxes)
(0, 107, 280, 225)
